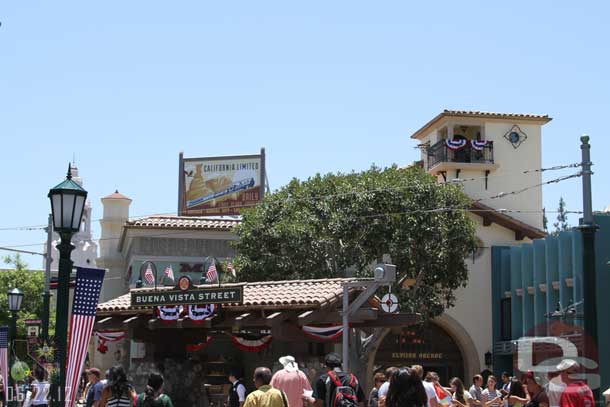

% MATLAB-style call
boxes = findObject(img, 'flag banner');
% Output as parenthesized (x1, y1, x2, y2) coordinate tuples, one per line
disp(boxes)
(187, 304, 216, 323)
(471, 140, 490, 151)
(302, 324, 344, 341)
(164, 265, 175, 283)
(94, 330, 127, 354)
(0, 326, 8, 404)
(230, 333, 273, 353)
(206, 261, 218, 283)
(157, 306, 183, 323)
(144, 263, 155, 285)
(434, 382, 453, 406)
(65, 267, 105, 407)
(227, 261, 236, 277)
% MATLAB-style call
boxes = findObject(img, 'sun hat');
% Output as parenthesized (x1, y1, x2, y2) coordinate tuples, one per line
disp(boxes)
(279, 356, 298, 372)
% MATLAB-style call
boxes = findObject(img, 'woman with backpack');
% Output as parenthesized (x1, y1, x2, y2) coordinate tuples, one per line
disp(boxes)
(136, 372, 174, 407)
(383, 367, 428, 407)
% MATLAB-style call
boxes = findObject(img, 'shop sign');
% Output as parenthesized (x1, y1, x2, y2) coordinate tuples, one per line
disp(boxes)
(178, 149, 266, 216)
(131, 286, 243, 306)
(391, 352, 444, 360)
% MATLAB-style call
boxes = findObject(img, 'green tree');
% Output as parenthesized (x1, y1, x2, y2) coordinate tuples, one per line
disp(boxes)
(234, 165, 477, 319)
(0, 254, 54, 336)
(552, 197, 570, 235)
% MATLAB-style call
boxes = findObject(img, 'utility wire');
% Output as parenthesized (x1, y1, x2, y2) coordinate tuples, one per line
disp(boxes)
(444, 162, 583, 184)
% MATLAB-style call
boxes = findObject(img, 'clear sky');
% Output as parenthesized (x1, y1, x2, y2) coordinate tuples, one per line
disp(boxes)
(1, 1, 609, 268)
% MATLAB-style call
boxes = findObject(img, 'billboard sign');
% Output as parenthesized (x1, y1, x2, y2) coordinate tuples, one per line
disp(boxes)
(179, 149, 265, 216)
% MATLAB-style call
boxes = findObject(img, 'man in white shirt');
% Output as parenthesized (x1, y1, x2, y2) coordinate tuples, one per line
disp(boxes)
(412, 365, 438, 407)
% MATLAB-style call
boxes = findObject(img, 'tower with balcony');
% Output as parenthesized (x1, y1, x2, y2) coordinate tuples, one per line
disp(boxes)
(412, 110, 552, 229)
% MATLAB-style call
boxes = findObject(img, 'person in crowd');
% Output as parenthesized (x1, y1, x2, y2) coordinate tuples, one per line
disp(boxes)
(545, 371, 565, 407)
(30, 366, 50, 407)
(135, 372, 174, 407)
(228, 368, 247, 407)
(507, 378, 527, 407)
(377, 367, 399, 401)
(101, 370, 110, 388)
(522, 372, 548, 407)
(481, 375, 502, 407)
(557, 360, 593, 407)
(0, 371, 5, 407)
(500, 373, 512, 405)
(244, 367, 288, 407)
(308, 352, 365, 407)
(411, 365, 438, 407)
(271, 356, 313, 407)
(450, 377, 473, 407)
(85, 368, 105, 407)
(99, 365, 136, 407)
(470, 375, 484, 406)
(368, 372, 386, 407)
(384, 367, 428, 407)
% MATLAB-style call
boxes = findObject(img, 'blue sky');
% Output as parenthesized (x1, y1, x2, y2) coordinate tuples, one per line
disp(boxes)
(1, 1, 609, 268)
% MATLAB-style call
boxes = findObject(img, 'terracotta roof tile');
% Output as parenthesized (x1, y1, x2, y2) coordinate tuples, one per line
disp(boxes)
(126, 215, 241, 231)
(411, 109, 552, 139)
(97, 278, 360, 315)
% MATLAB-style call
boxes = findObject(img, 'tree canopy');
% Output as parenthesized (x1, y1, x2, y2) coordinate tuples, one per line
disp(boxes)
(0, 254, 54, 336)
(233, 165, 477, 320)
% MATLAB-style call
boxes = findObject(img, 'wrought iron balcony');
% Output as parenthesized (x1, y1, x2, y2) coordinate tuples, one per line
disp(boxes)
(427, 139, 495, 171)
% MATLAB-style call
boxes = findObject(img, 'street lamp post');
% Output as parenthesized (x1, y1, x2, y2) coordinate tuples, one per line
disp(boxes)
(48, 164, 87, 406)
(7, 287, 24, 406)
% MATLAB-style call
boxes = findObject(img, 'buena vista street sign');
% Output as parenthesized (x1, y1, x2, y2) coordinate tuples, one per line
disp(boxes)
(131, 286, 243, 306)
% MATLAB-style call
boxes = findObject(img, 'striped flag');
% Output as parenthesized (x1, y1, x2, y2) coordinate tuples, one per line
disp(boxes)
(65, 267, 105, 407)
(144, 263, 155, 285)
(0, 326, 8, 404)
(434, 382, 453, 407)
(227, 261, 236, 277)
(164, 265, 175, 282)
(206, 261, 218, 283)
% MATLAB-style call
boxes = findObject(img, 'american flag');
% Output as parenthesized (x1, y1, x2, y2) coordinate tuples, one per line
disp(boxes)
(164, 264, 175, 282)
(65, 267, 105, 407)
(0, 326, 8, 405)
(144, 263, 155, 285)
(227, 261, 236, 277)
(206, 260, 218, 283)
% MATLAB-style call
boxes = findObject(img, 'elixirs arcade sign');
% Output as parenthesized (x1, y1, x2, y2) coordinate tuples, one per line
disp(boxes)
(178, 149, 266, 217)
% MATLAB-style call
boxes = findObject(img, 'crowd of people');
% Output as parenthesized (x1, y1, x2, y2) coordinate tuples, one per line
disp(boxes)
(0, 355, 602, 407)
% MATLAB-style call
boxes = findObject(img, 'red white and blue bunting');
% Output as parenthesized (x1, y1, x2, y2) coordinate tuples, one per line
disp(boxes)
(445, 138, 468, 150)
(231, 333, 273, 353)
(470, 140, 490, 151)
(302, 325, 344, 341)
(186, 335, 213, 352)
(187, 304, 216, 323)
(94, 330, 127, 354)
(157, 305, 183, 323)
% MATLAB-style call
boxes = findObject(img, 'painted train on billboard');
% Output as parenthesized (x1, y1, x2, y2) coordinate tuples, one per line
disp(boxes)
(179, 149, 265, 216)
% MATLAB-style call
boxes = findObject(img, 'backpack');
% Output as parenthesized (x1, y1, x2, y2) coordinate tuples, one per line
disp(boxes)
(326, 371, 359, 407)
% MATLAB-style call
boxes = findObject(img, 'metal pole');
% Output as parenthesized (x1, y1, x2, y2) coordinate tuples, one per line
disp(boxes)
(579, 135, 599, 405)
(42, 214, 53, 341)
(54, 233, 74, 406)
(342, 285, 349, 372)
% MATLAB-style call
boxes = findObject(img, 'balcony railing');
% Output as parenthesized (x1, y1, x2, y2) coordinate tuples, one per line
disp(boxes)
(427, 139, 494, 170)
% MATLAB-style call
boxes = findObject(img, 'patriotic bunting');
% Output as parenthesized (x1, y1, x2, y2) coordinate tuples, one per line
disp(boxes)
(185, 336, 213, 352)
(302, 325, 344, 341)
(65, 267, 105, 407)
(157, 306, 183, 323)
(470, 140, 490, 151)
(231, 333, 273, 353)
(94, 330, 127, 354)
(445, 138, 467, 150)
(187, 304, 216, 323)
(0, 326, 8, 405)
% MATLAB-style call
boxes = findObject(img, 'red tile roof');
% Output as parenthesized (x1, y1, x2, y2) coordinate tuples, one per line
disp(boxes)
(411, 109, 552, 139)
(471, 201, 546, 239)
(97, 278, 359, 315)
